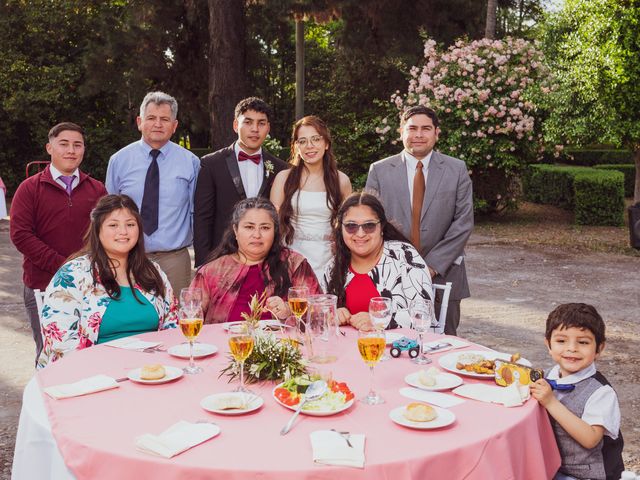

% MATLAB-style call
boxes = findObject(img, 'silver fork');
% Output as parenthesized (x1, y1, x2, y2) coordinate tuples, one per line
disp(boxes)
(141, 346, 167, 353)
(330, 429, 353, 448)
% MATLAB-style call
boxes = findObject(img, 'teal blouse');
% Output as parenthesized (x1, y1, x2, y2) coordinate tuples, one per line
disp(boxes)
(96, 286, 160, 344)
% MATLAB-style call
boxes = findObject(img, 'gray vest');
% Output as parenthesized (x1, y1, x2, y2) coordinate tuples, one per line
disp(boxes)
(552, 374, 610, 480)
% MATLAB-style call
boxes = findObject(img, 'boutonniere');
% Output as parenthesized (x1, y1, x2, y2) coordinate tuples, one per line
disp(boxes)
(264, 160, 274, 178)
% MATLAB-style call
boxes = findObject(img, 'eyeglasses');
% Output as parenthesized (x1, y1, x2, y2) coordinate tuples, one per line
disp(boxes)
(342, 221, 381, 234)
(296, 135, 323, 147)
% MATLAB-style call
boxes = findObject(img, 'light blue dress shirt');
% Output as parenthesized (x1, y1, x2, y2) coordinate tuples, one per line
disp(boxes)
(105, 139, 200, 252)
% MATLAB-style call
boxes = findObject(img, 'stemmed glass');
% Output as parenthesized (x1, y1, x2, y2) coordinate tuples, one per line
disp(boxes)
(369, 297, 392, 361)
(357, 329, 386, 405)
(410, 298, 436, 365)
(179, 287, 204, 374)
(228, 323, 255, 393)
(288, 286, 309, 349)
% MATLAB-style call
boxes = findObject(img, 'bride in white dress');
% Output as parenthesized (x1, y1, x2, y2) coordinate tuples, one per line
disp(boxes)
(270, 116, 352, 281)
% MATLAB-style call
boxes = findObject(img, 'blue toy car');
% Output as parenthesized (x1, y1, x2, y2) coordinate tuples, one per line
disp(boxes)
(390, 336, 420, 358)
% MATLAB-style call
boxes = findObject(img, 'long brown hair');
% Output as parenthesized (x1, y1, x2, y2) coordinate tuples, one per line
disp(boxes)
(207, 197, 291, 297)
(280, 115, 342, 244)
(326, 192, 408, 306)
(79, 194, 166, 302)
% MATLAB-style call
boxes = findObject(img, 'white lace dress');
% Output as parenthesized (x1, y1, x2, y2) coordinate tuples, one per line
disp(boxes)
(289, 190, 333, 281)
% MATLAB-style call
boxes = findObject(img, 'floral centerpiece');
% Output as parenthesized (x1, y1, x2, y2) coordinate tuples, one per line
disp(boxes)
(221, 292, 307, 384)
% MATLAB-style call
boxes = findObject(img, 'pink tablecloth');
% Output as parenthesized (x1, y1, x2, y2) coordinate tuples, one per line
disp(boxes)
(36, 326, 560, 480)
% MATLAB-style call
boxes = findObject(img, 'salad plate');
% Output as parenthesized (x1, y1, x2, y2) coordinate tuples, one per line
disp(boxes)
(200, 392, 264, 415)
(168, 342, 218, 359)
(272, 379, 355, 416)
(389, 405, 456, 430)
(127, 366, 183, 385)
(438, 350, 531, 379)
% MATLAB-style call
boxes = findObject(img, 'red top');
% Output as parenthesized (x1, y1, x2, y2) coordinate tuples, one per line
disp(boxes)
(9, 166, 107, 290)
(345, 265, 381, 314)
(228, 264, 271, 322)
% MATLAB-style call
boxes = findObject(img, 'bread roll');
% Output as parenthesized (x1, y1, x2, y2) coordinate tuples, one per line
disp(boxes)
(212, 395, 246, 410)
(403, 402, 438, 422)
(140, 364, 166, 380)
(418, 367, 439, 386)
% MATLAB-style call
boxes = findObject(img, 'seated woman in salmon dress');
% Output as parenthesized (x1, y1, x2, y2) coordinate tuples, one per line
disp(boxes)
(190, 197, 321, 324)
(38, 195, 178, 367)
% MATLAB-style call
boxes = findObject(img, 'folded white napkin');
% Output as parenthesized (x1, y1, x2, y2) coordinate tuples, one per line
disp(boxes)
(399, 387, 465, 408)
(135, 421, 220, 459)
(452, 383, 530, 407)
(44, 374, 119, 399)
(103, 337, 162, 350)
(423, 337, 469, 353)
(310, 430, 365, 468)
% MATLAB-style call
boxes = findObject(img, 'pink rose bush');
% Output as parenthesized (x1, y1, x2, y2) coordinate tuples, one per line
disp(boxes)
(378, 37, 558, 213)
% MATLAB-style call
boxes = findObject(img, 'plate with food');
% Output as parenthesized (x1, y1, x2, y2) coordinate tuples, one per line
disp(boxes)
(222, 320, 292, 333)
(200, 392, 264, 415)
(168, 342, 218, 359)
(438, 350, 531, 379)
(127, 365, 184, 384)
(389, 402, 456, 430)
(405, 367, 463, 391)
(273, 375, 355, 416)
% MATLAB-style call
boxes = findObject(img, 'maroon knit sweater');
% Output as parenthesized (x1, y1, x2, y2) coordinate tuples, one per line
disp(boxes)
(10, 166, 107, 290)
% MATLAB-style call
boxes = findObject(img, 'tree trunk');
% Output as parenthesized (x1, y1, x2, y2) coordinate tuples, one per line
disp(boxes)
(208, 0, 248, 151)
(634, 148, 640, 204)
(485, 0, 497, 39)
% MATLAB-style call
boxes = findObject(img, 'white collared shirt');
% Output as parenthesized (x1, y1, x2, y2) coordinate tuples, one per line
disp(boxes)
(547, 363, 620, 439)
(49, 164, 80, 191)
(403, 150, 432, 202)
(234, 143, 264, 198)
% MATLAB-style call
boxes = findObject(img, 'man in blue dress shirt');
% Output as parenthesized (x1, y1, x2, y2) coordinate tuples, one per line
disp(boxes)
(106, 91, 200, 294)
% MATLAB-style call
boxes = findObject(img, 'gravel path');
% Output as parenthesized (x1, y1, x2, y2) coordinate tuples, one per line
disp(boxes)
(1, 221, 638, 478)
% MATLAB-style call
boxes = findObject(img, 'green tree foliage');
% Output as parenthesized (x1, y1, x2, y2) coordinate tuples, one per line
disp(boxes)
(536, 0, 640, 202)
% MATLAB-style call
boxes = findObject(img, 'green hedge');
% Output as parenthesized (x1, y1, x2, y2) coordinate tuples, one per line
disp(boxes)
(593, 164, 635, 197)
(563, 149, 633, 166)
(524, 165, 624, 226)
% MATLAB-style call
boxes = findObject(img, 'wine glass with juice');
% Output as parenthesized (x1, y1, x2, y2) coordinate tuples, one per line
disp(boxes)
(179, 287, 204, 374)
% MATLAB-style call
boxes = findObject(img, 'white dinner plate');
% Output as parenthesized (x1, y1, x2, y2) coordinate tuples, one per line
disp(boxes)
(200, 392, 264, 415)
(168, 342, 218, 359)
(389, 405, 456, 430)
(222, 320, 292, 333)
(272, 384, 354, 416)
(127, 365, 184, 384)
(438, 350, 532, 379)
(404, 370, 464, 391)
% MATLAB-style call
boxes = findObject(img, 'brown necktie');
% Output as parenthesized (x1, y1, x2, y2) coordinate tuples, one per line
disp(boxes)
(411, 161, 425, 250)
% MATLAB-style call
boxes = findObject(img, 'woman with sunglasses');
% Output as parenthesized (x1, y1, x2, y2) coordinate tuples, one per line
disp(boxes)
(325, 192, 434, 331)
(270, 116, 351, 280)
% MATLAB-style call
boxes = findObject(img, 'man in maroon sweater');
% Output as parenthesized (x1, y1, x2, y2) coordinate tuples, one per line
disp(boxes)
(10, 122, 107, 364)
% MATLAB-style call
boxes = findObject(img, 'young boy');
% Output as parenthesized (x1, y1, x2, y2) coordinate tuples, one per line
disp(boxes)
(531, 303, 624, 480)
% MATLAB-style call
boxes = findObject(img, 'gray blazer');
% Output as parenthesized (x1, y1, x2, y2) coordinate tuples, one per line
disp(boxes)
(365, 151, 473, 300)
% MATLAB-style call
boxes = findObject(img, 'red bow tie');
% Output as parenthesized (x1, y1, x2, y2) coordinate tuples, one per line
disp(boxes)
(238, 151, 261, 164)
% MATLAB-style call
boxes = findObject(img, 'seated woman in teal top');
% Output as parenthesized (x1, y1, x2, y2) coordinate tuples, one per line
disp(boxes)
(97, 286, 160, 344)
(38, 195, 178, 367)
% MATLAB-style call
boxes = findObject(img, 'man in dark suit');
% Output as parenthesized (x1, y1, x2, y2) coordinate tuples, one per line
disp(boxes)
(365, 106, 474, 335)
(193, 97, 288, 267)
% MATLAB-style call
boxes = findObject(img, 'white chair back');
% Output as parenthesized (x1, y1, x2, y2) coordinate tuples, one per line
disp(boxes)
(34, 289, 45, 321)
(431, 282, 452, 334)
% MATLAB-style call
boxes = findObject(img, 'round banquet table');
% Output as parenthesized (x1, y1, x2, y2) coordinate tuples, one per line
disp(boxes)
(12, 325, 560, 480)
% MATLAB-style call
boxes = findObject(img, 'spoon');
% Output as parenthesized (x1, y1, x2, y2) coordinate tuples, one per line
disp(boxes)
(280, 380, 327, 435)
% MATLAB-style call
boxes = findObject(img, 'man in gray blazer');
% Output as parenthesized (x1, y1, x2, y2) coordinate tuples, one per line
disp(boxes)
(365, 105, 473, 335)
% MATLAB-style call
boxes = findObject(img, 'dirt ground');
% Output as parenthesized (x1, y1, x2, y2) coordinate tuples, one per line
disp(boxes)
(1, 210, 639, 478)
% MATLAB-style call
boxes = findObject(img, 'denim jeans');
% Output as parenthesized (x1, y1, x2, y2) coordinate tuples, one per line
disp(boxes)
(23, 286, 43, 366)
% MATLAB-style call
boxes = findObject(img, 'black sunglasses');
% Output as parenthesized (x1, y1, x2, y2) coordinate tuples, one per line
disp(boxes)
(342, 221, 381, 234)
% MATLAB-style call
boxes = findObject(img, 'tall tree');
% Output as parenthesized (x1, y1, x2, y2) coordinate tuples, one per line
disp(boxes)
(208, 0, 248, 150)
(538, 0, 640, 203)
(486, 0, 498, 38)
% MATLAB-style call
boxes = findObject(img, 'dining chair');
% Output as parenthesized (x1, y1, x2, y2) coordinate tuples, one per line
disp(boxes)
(34, 289, 45, 321)
(431, 282, 452, 334)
